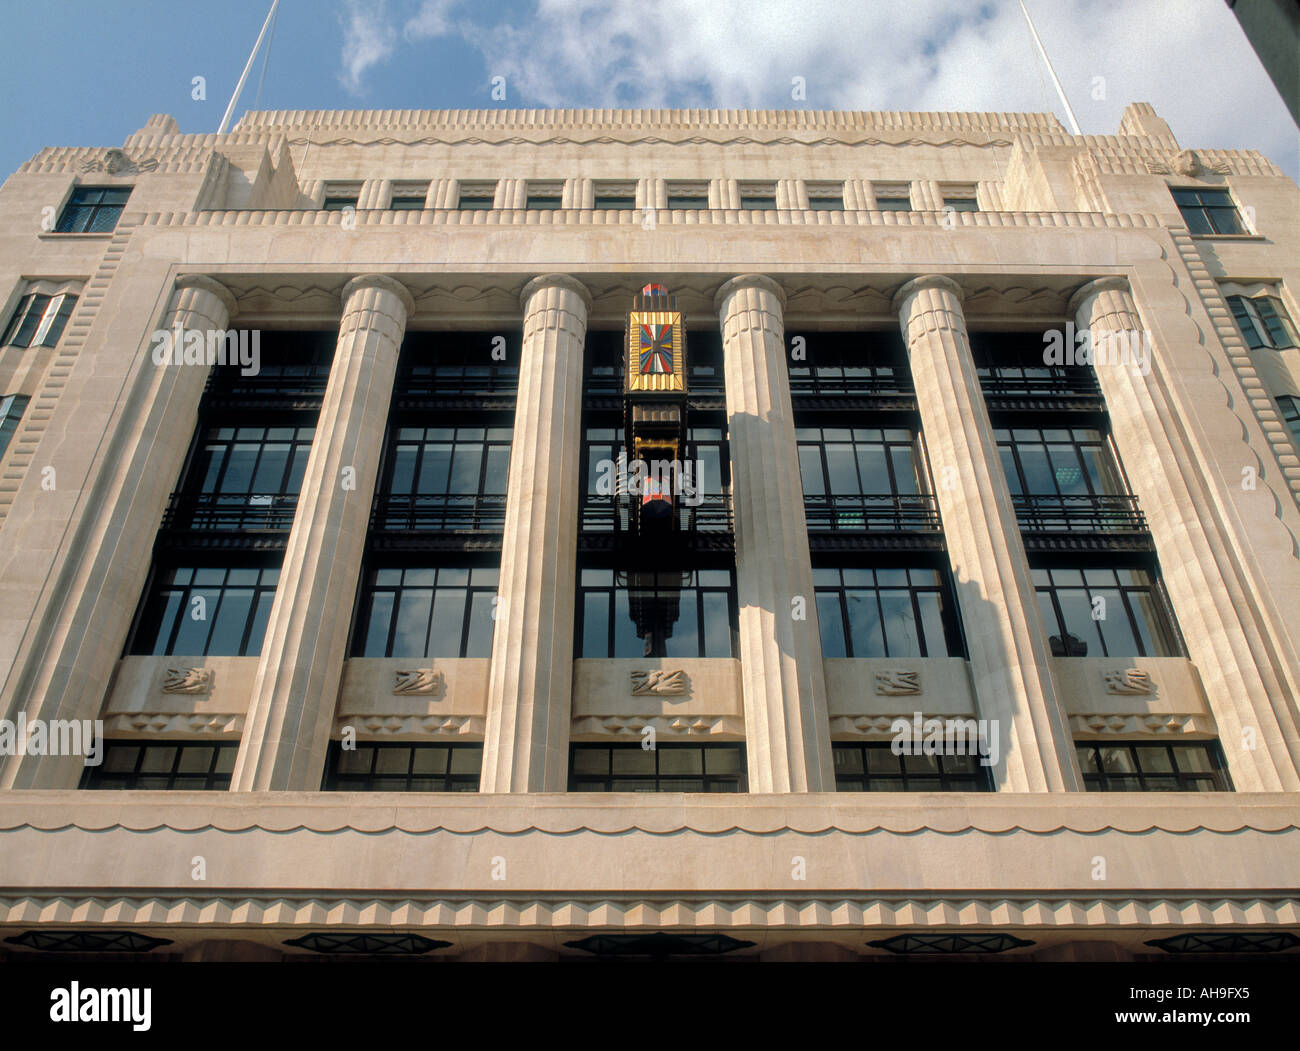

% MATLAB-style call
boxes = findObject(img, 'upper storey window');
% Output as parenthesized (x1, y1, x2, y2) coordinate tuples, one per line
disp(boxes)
(873, 183, 911, 210)
(526, 182, 563, 210)
(593, 181, 636, 210)
(942, 185, 979, 212)
(457, 181, 496, 210)
(806, 182, 843, 210)
(1, 292, 77, 348)
(55, 186, 131, 232)
(1172, 187, 1246, 235)
(389, 182, 428, 210)
(1227, 293, 1298, 350)
(0, 394, 29, 461)
(738, 181, 777, 210)
(666, 181, 709, 209)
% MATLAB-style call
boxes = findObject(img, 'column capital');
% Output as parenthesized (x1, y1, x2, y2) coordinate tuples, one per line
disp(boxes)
(1067, 276, 1133, 319)
(714, 273, 786, 313)
(173, 274, 238, 320)
(342, 274, 416, 317)
(520, 274, 592, 313)
(891, 274, 964, 314)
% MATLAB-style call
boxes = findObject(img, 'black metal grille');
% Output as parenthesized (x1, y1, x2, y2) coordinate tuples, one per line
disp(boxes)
(580, 492, 734, 535)
(161, 491, 299, 532)
(371, 494, 508, 533)
(803, 494, 941, 533)
(1012, 494, 1147, 533)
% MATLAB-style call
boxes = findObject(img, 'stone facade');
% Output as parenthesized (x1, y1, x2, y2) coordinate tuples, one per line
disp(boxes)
(0, 104, 1297, 962)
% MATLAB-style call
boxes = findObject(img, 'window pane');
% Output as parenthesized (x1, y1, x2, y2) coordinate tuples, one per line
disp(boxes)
(878, 591, 921, 657)
(844, 589, 885, 657)
(816, 592, 847, 657)
(465, 591, 496, 657)
(362, 592, 395, 657)
(427, 588, 467, 658)
(700, 591, 732, 657)
(391, 589, 433, 656)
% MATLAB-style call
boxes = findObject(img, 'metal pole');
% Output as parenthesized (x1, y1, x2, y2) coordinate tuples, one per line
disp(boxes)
(1019, 0, 1083, 136)
(218, 0, 281, 135)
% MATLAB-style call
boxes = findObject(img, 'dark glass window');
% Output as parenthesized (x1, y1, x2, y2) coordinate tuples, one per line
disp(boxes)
(131, 565, 279, 656)
(526, 194, 562, 210)
(594, 196, 637, 210)
(81, 742, 237, 790)
(814, 566, 962, 658)
(943, 196, 979, 212)
(322, 742, 482, 791)
(457, 194, 494, 210)
(0, 394, 29, 461)
(1034, 566, 1182, 658)
(1171, 187, 1245, 235)
(576, 567, 737, 658)
(666, 195, 709, 210)
(808, 192, 843, 210)
(1, 292, 77, 347)
(786, 331, 911, 395)
(875, 194, 911, 211)
(354, 565, 498, 658)
(833, 743, 993, 791)
(996, 427, 1126, 497)
(970, 332, 1099, 396)
(398, 332, 520, 394)
(1076, 742, 1232, 792)
(182, 425, 314, 529)
(389, 196, 426, 211)
(376, 425, 511, 531)
(204, 330, 335, 397)
(798, 426, 921, 497)
(739, 193, 776, 210)
(55, 186, 131, 233)
(1279, 396, 1300, 446)
(583, 423, 728, 498)
(322, 196, 358, 211)
(569, 744, 746, 792)
(1227, 294, 1298, 349)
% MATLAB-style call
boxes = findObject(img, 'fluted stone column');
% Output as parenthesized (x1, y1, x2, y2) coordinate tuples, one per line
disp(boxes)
(0, 276, 236, 788)
(716, 274, 835, 793)
(1072, 278, 1300, 791)
(479, 275, 591, 792)
(895, 275, 1080, 792)
(231, 275, 414, 791)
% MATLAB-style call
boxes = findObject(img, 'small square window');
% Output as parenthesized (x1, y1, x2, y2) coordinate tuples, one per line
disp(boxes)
(526, 183, 564, 210)
(457, 181, 496, 210)
(666, 182, 710, 210)
(1172, 187, 1245, 235)
(55, 186, 131, 233)
(389, 196, 425, 211)
(323, 196, 358, 212)
(943, 196, 978, 212)
(593, 182, 636, 210)
(1227, 293, 1298, 350)
(738, 182, 777, 210)
(1, 292, 77, 348)
(806, 182, 843, 210)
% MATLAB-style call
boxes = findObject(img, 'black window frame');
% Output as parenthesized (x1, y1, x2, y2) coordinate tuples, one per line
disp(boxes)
(1171, 187, 1246, 235)
(943, 196, 979, 212)
(127, 562, 281, 657)
(322, 741, 483, 791)
(813, 563, 965, 659)
(352, 562, 500, 659)
(0, 393, 29, 461)
(54, 186, 131, 233)
(1278, 395, 1300, 447)
(388, 195, 427, 211)
(1033, 563, 1184, 658)
(375, 420, 513, 532)
(568, 743, 747, 792)
(322, 195, 359, 212)
(995, 424, 1130, 499)
(1227, 294, 1299, 350)
(1075, 741, 1232, 792)
(833, 743, 994, 792)
(81, 741, 238, 790)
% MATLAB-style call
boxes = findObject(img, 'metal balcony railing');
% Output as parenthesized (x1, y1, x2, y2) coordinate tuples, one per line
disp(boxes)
(1012, 494, 1146, 533)
(371, 493, 508, 533)
(976, 368, 1102, 397)
(203, 365, 331, 397)
(788, 367, 914, 397)
(803, 493, 942, 533)
(161, 491, 300, 532)
(397, 365, 519, 396)
(580, 492, 734, 534)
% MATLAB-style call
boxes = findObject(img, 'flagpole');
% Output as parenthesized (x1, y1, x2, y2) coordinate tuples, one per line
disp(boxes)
(1019, 0, 1082, 136)
(218, 0, 281, 135)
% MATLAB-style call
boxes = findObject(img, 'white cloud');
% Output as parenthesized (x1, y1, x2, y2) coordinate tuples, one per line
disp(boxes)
(336, 0, 1298, 176)
(338, 0, 399, 94)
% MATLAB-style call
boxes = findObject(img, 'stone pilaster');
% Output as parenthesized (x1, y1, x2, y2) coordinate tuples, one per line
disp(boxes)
(1072, 277, 1300, 790)
(895, 275, 1080, 792)
(479, 275, 591, 792)
(716, 274, 835, 792)
(231, 275, 414, 791)
(0, 276, 236, 788)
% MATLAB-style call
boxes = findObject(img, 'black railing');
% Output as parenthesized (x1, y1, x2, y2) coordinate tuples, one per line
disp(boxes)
(581, 492, 734, 534)
(203, 365, 331, 397)
(1013, 494, 1146, 533)
(803, 494, 941, 533)
(977, 368, 1101, 397)
(788, 367, 914, 397)
(397, 365, 519, 395)
(371, 493, 508, 533)
(161, 491, 300, 532)
(583, 370, 727, 397)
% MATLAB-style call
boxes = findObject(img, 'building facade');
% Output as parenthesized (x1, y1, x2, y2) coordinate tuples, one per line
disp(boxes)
(0, 104, 1297, 962)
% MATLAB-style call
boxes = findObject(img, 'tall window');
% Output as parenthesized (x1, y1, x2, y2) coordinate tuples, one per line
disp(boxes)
(814, 566, 962, 659)
(786, 331, 911, 395)
(181, 425, 314, 529)
(970, 332, 1099, 396)
(353, 565, 498, 658)
(1172, 187, 1246, 235)
(377, 424, 511, 531)
(0, 394, 28, 460)
(996, 427, 1126, 497)
(130, 566, 280, 656)
(577, 567, 736, 658)
(1227, 294, 1298, 349)
(1034, 566, 1182, 658)
(798, 426, 936, 531)
(55, 187, 130, 232)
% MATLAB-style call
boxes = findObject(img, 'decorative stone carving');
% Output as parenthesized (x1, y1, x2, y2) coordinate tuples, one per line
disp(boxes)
(570, 714, 744, 738)
(393, 669, 444, 696)
(78, 148, 158, 175)
(1104, 669, 1154, 695)
(630, 669, 688, 696)
(874, 670, 921, 696)
(162, 667, 213, 694)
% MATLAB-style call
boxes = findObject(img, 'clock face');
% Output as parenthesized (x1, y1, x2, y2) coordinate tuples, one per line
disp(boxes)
(639, 323, 674, 374)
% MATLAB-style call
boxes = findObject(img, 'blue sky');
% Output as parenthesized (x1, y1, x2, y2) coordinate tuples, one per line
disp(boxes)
(0, 0, 1295, 180)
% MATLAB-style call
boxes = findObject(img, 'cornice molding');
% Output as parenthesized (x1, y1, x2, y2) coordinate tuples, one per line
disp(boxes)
(1, 894, 1297, 931)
